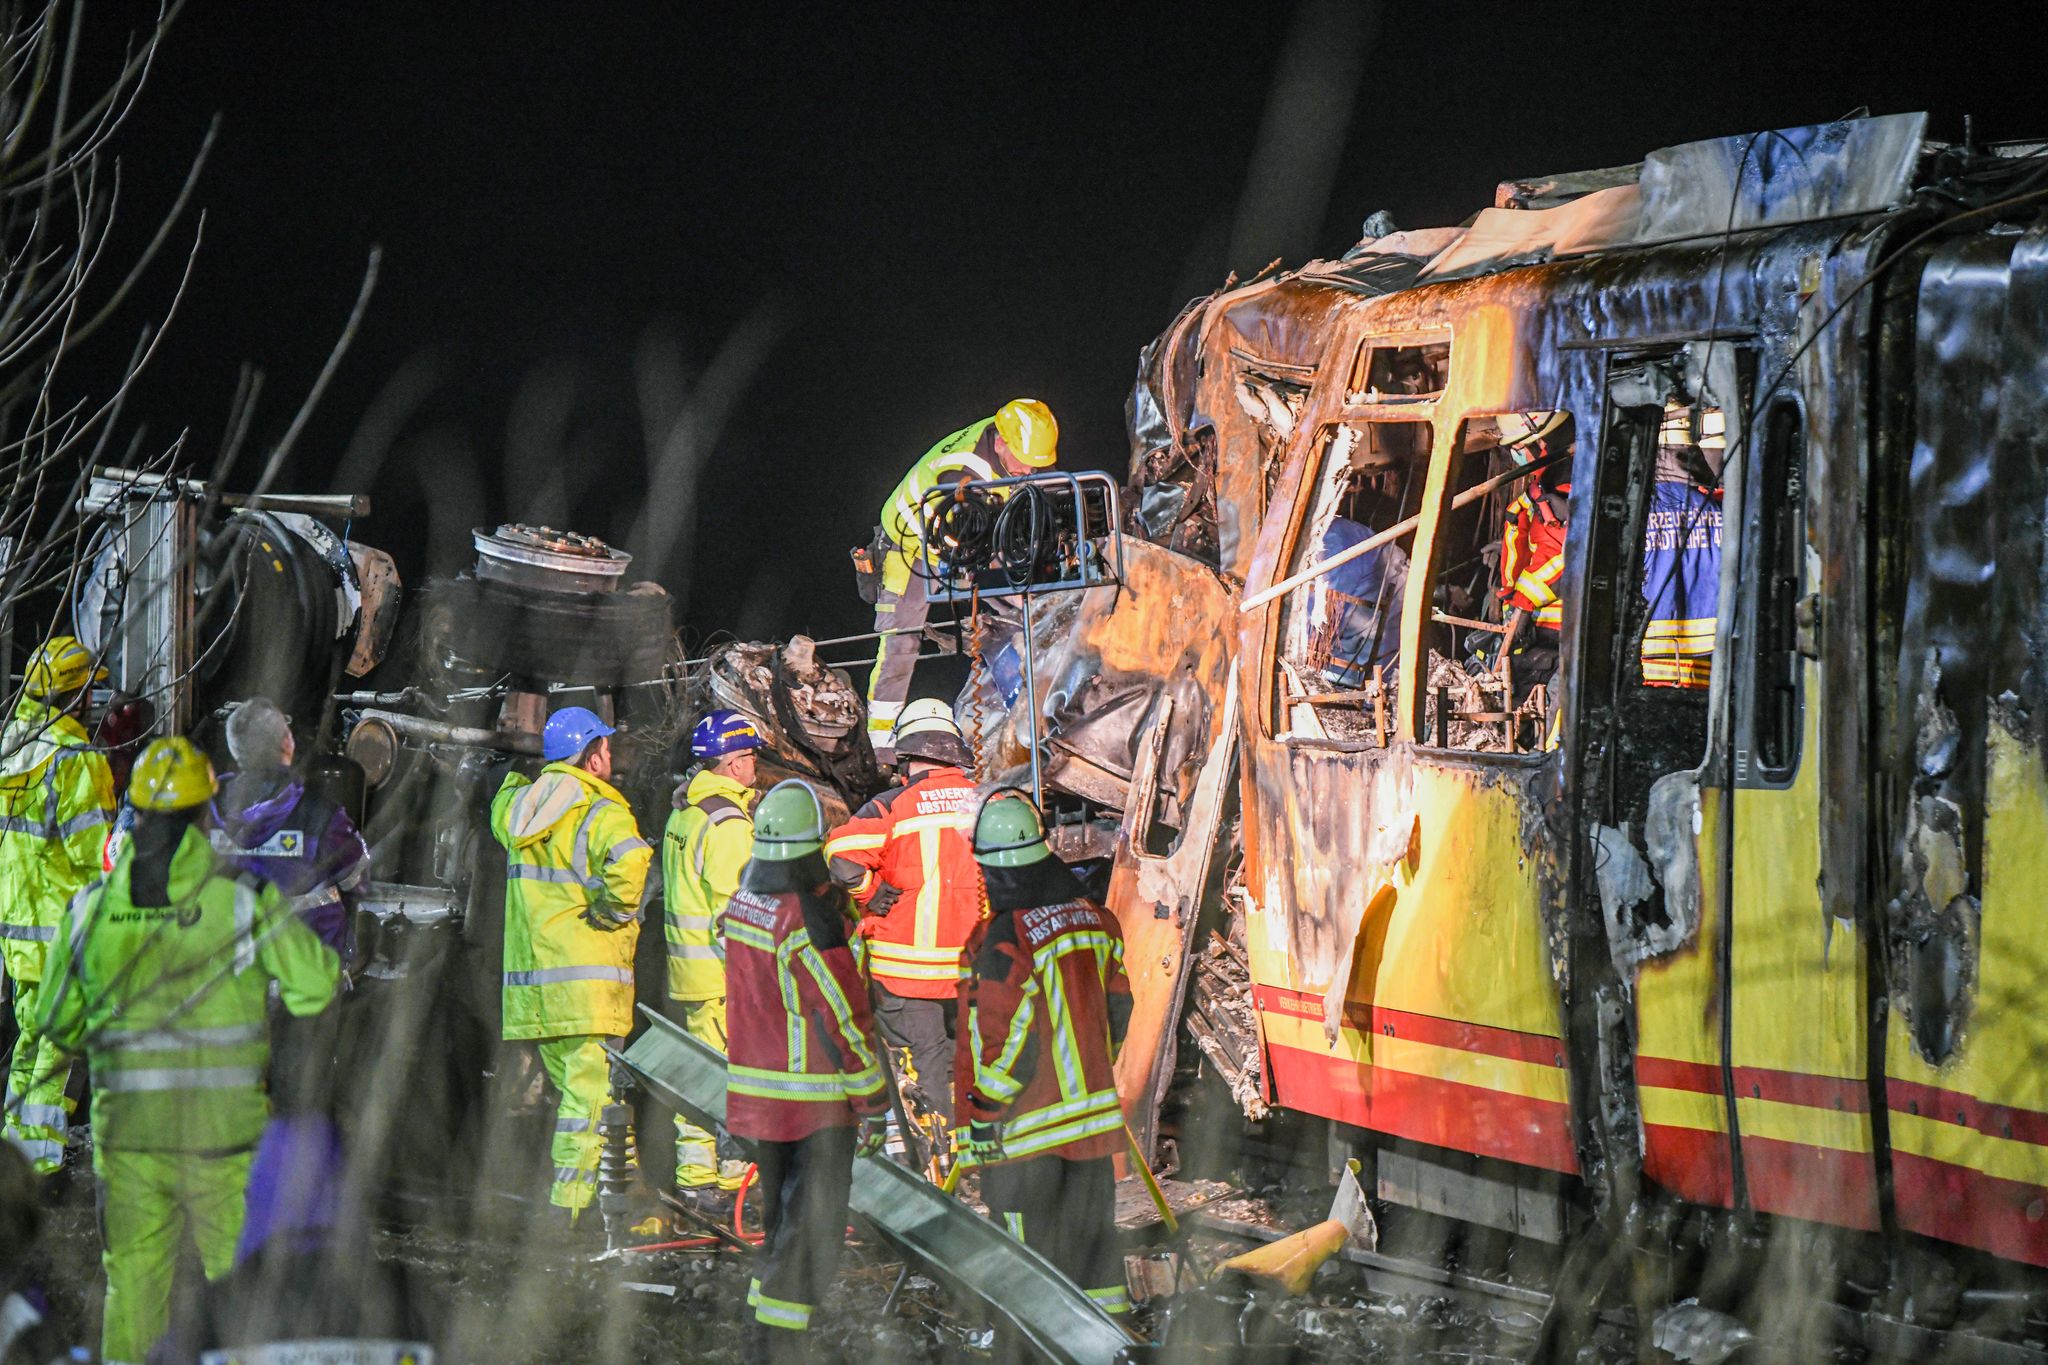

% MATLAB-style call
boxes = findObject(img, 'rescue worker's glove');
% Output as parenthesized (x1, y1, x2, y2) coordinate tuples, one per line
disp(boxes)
(957, 1120, 1003, 1166)
(856, 1115, 889, 1157)
(867, 881, 903, 916)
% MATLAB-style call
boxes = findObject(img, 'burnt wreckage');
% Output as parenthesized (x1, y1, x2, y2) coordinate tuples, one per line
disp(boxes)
(73, 110, 2048, 1353)
(961, 111, 2048, 1350)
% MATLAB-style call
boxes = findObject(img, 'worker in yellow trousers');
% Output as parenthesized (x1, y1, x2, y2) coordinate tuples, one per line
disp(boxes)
(664, 709, 762, 1202)
(39, 737, 339, 1364)
(0, 636, 115, 1176)
(491, 706, 651, 1222)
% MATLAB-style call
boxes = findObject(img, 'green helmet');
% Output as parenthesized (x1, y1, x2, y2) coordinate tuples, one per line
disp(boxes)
(753, 779, 827, 861)
(972, 788, 1051, 868)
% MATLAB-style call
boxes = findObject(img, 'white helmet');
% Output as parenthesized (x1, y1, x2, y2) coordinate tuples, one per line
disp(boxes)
(892, 698, 970, 766)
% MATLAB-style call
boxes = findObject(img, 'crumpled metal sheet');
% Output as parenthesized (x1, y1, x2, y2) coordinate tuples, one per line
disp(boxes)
(1887, 227, 2048, 1061)
(1635, 111, 1927, 244)
(611, 1010, 1132, 1365)
(966, 540, 1235, 824)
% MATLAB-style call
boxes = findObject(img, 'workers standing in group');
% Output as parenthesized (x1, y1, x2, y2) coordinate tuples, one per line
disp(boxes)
(0, 636, 116, 1177)
(663, 708, 762, 1204)
(861, 399, 1058, 763)
(957, 790, 1133, 1321)
(723, 779, 889, 1359)
(490, 705, 651, 1226)
(825, 698, 981, 1128)
(37, 737, 340, 1365)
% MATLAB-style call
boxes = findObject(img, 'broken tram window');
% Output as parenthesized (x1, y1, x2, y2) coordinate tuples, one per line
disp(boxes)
(1272, 419, 1429, 744)
(1420, 416, 1572, 753)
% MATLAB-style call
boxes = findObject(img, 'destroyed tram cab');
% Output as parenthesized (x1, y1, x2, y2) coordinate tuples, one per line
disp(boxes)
(996, 112, 2048, 1343)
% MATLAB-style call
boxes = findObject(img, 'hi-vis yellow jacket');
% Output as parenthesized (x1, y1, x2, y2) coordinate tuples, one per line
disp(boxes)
(40, 824, 338, 1153)
(491, 764, 651, 1041)
(0, 698, 114, 983)
(877, 417, 1001, 595)
(662, 769, 756, 1002)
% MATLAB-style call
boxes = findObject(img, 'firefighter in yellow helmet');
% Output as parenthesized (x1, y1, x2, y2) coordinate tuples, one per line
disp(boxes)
(0, 636, 115, 1176)
(490, 706, 652, 1224)
(39, 737, 340, 1365)
(859, 399, 1057, 763)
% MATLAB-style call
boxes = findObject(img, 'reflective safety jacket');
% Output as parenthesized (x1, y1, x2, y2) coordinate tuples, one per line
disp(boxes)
(1501, 483, 1570, 632)
(0, 698, 115, 982)
(722, 873, 888, 1143)
(662, 769, 756, 1002)
(1640, 479, 1724, 688)
(38, 824, 339, 1154)
(962, 897, 1131, 1162)
(877, 417, 1001, 595)
(825, 766, 984, 999)
(491, 764, 651, 1040)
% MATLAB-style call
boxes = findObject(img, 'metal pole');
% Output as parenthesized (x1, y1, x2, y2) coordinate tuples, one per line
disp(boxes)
(1022, 587, 1041, 804)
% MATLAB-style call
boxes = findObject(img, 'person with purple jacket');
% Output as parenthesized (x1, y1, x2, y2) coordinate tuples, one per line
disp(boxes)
(210, 697, 369, 959)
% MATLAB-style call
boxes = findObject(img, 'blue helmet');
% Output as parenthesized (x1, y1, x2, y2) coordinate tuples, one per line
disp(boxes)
(692, 709, 763, 760)
(543, 706, 616, 763)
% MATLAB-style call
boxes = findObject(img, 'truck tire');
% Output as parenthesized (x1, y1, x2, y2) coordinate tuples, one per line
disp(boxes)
(422, 575, 674, 686)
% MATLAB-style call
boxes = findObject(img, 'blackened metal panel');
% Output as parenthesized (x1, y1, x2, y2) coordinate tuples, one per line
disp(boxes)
(1889, 235, 2014, 1063)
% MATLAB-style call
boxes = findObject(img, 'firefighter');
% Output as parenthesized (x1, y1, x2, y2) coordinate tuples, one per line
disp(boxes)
(863, 399, 1058, 762)
(211, 696, 370, 959)
(825, 698, 980, 1125)
(957, 790, 1133, 1320)
(664, 708, 762, 1201)
(37, 736, 340, 1365)
(0, 636, 115, 1176)
(724, 780, 889, 1356)
(490, 705, 651, 1224)
(1495, 411, 1575, 687)
(1641, 403, 1726, 689)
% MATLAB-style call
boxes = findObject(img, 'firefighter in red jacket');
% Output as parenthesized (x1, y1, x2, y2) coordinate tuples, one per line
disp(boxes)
(824, 698, 981, 1124)
(957, 790, 1134, 1320)
(1495, 410, 1575, 680)
(724, 779, 889, 1357)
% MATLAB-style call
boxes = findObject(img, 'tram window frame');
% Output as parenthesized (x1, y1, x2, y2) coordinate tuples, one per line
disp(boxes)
(1267, 417, 1433, 746)
(1416, 416, 1566, 757)
(1750, 398, 1805, 779)
(1346, 337, 1452, 405)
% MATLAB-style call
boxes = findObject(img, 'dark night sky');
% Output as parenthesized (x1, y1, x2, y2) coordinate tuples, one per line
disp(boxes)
(80, 2, 2032, 652)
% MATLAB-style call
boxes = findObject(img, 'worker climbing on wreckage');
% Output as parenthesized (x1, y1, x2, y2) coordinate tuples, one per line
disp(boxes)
(490, 705, 652, 1231)
(825, 697, 981, 1134)
(663, 707, 762, 1208)
(0, 635, 116, 1179)
(724, 779, 889, 1359)
(859, 399, 1058, 763)
(957, 789, 1133, 1322)
(38, 736, 340, 1365)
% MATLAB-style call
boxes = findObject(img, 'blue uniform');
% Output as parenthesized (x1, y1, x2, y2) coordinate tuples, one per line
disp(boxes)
(1640, 481, 1723, 687)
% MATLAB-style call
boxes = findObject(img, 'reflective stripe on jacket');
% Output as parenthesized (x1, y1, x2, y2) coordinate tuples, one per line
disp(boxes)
(877, 418, 1001, 594)
(825, 767, 984, 999)
(0, 699, 115, 982)
(1501, 487, 1568, 631)
(963, 897, 1130, 1162)
(1641, 479, 1723, 689)
(491, 765, 651, 1040)
(722, 880, 888, 1142)
(663, 769, 756, 1001)
(37, 825, 338, 1154)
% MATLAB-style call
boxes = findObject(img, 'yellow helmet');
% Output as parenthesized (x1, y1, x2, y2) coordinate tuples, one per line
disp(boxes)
(129, 737, 216, 812)
(993, 399, 1058, 469)
(22, 636, 106, 700)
